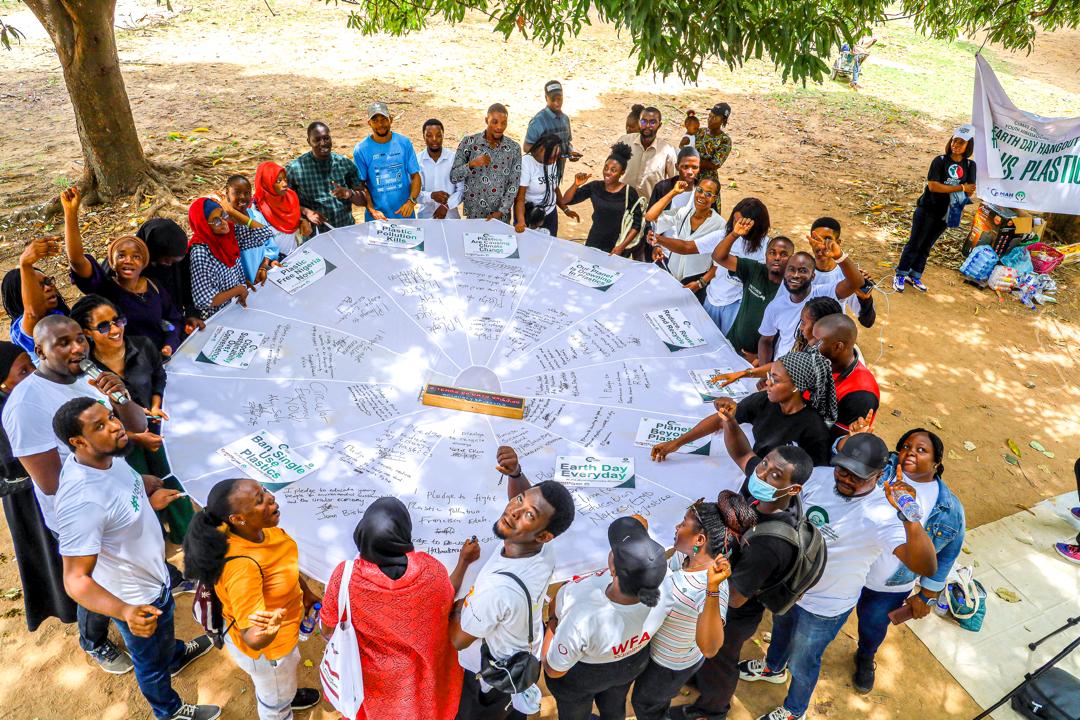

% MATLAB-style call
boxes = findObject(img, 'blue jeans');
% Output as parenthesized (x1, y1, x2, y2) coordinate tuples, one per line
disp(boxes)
(764, 604, 853, 718)
(704, 298, 741, 334)
(113, 586, 185, 719)
(855, 586, 909, 661)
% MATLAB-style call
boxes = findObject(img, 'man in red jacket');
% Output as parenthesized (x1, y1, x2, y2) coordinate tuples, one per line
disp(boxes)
(811, 313, 879, 437)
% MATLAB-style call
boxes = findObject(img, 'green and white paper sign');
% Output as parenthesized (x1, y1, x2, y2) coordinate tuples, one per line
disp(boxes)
(560, 259, 623, 291)
(268, 246, 336, 295)
(218, 430, 318, 491)
(464, 232, 519, 259)
(196, 326, 264, 369)
(367, 221, 425, 250)
(634, 417, 711, 455)
(645, 307, 706, 351)
(555, 455, 636, 488)
(688, 368, 744, 402)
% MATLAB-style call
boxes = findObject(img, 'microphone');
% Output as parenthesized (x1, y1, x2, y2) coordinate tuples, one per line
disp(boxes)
(78, 359, 128, 405)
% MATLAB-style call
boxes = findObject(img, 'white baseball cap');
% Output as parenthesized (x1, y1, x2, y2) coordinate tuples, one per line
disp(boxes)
(953, 124, 975, 141)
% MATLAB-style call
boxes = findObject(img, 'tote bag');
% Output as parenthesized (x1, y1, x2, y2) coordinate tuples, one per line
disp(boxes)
(320, 560, 365, 717)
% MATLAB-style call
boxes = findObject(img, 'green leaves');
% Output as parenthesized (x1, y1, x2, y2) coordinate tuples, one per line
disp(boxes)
(325, 0, 1080, 84)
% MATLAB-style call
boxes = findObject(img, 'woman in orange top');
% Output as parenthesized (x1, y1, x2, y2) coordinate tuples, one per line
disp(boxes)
(183, 478, 322, 720)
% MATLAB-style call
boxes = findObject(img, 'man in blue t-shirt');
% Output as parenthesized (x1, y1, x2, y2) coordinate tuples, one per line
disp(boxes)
(353, 102, 422, 221)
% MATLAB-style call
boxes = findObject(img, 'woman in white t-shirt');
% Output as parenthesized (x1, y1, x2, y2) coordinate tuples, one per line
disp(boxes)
(629, 493, 755, 720)
(543, 516, 668, 720)
(514, 132, 576, 237)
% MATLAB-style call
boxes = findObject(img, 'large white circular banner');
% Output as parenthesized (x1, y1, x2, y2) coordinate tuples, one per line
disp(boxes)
(164, 219, 755, 585)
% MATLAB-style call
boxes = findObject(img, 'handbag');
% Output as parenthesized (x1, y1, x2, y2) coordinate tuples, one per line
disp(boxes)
(320, 560, 364, 717)
(477, 571, 541, 695)
(616, 185, 646, 254)
(946, 565, 987, 632)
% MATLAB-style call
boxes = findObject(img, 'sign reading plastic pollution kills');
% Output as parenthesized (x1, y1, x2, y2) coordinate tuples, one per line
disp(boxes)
(645, 308, 706, 351)
(560, 259, 624, 291)
(268, 246, 336, 294)
(634, 418, 711, 455)
(688, 368, 744, 402)
(464, 232, 519, 259)
(218, 430, 318, 491)
(196, 326, 264, 369)
(555, 455, 636, 489)
(367, 221, 425, 250)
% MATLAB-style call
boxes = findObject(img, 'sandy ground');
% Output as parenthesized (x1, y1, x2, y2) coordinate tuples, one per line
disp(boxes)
(0, 2, 1078, 718)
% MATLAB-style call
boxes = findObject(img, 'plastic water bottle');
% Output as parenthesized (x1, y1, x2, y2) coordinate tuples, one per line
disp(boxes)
(933, 596, 950, 617)
(298, 602, 320, 642)
(890, 471, 923, 523)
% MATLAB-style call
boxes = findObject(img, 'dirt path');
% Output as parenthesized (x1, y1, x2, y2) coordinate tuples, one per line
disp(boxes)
(0, 3, 1078, 718)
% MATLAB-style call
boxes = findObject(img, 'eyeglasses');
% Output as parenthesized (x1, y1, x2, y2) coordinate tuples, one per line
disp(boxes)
(207, 214, 228, 228)
(639, 119, 659, 127)
(40, 276, 55, 287)
(694, 187, 717, 199)
(766, 371, 779, 384)
(92, 316, 128, 334)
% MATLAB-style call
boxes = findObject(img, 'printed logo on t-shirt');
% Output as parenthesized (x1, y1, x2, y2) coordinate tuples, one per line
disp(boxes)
(805, 505, 838, 541)
(569, 568, 608, 584)
(611, 630, 650, 658)
(947, 163, 965, 182)
(128, 467, 142, 512)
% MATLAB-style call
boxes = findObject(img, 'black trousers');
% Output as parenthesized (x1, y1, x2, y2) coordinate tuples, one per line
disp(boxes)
(454, 670, 526, 720)
(690, 605, 766, 715)
(546, 649, 651, 720)
(630, 656, 704, 720)
(897, 206, 948, 277)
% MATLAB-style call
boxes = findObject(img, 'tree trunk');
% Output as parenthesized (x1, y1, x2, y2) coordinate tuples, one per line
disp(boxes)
(1044, 213, 1080, 246)
(24, 0, 150, 199)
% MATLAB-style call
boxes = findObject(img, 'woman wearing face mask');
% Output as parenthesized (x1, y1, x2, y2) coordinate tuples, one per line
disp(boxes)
(851, 428, 965, 694)
(652, 348, 836, 466)
(61, 187, 182, 356)
(137, 218, 203, 338)
(562, 142, 643, 256)
(0, 341, 78, 631)
(187, 196, 274, 319)
(1, 237, 71, 362)
(319, 497, 479, 720)
(629, 493, 755, 720)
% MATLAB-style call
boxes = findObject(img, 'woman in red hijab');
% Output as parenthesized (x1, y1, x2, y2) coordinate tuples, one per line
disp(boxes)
(187, 196, 273, 319)
(252, 162, 308, 255)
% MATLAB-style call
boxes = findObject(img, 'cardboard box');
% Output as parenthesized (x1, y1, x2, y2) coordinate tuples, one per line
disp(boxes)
(964, 202, 1020, 256)
(1056, 242, 1080, 266)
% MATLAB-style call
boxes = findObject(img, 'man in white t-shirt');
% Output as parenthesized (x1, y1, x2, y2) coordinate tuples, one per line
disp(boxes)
(739, 434, 937, 720)
(757, 229, 863, 364)
(54, 397, 219, 720)
(450, 446, 576, 719)
(808, 217, 876, 328)
(417, 118, 464, 219)
(1, 315, 149, 673)
(543, 515, 669, 720)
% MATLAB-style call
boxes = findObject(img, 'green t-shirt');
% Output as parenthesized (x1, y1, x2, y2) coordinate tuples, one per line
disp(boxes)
(725, 257, 781, 355)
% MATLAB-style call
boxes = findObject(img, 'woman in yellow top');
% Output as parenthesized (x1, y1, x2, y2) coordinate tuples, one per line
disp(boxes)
(183, 478, 322, 720)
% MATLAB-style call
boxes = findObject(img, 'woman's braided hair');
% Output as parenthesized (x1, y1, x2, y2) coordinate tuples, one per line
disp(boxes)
(692, 490, 758, 557)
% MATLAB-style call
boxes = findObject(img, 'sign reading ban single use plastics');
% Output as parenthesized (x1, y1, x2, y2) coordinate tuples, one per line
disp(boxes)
(217, 430, 318, 491)
(555, 455, 636, 489)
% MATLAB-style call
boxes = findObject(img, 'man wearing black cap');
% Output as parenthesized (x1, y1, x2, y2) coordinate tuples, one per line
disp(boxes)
(450, 446, 576, 720)
(524, 80, 581, 185)
(739, 433, 937, 720)
(543, 515, 668, 720)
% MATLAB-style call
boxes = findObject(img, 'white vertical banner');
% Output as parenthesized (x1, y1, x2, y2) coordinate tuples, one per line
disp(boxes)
(972, 54, 1080, 213)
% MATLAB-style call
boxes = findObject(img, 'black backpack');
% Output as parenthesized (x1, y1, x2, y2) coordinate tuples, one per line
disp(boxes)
(741, 496, 827, 615)
(191, 556, 262, 649)
(1011, 667, 1080, 720)
(477, 571, 542, 695)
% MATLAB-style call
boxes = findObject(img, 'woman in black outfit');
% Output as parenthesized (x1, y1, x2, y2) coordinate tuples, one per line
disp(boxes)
(136, 217, 205, 337)
(894, 127, 976, 293)
(562, 142, 643, 256)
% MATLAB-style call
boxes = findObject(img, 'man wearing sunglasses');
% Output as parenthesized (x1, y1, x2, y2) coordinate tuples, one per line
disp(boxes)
(616, 106, 677, 203)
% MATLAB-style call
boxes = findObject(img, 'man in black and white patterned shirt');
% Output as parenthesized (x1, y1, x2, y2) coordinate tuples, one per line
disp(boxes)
(451, 104, 523, 221)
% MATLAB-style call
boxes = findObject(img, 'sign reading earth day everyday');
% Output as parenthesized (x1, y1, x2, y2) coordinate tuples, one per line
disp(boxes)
(554, 455, 636, 489)
(463, 232, 520, 259)
(367, 221, 425, 250)
(267, 246, 336, 295)
(645, 307, 707, 351)
(217, 430, 319, 491)
(196, 326, 264, 369)
(560, 259, 624, 291)
(634, 417, 711, 455)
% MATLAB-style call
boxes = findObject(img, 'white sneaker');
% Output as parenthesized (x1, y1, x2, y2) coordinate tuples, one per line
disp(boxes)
(756, 706, 804, 720)
(738, 658, 790, 683)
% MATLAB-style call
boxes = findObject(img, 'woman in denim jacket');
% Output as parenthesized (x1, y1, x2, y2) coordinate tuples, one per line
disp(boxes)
(851, 428, 965, 693)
